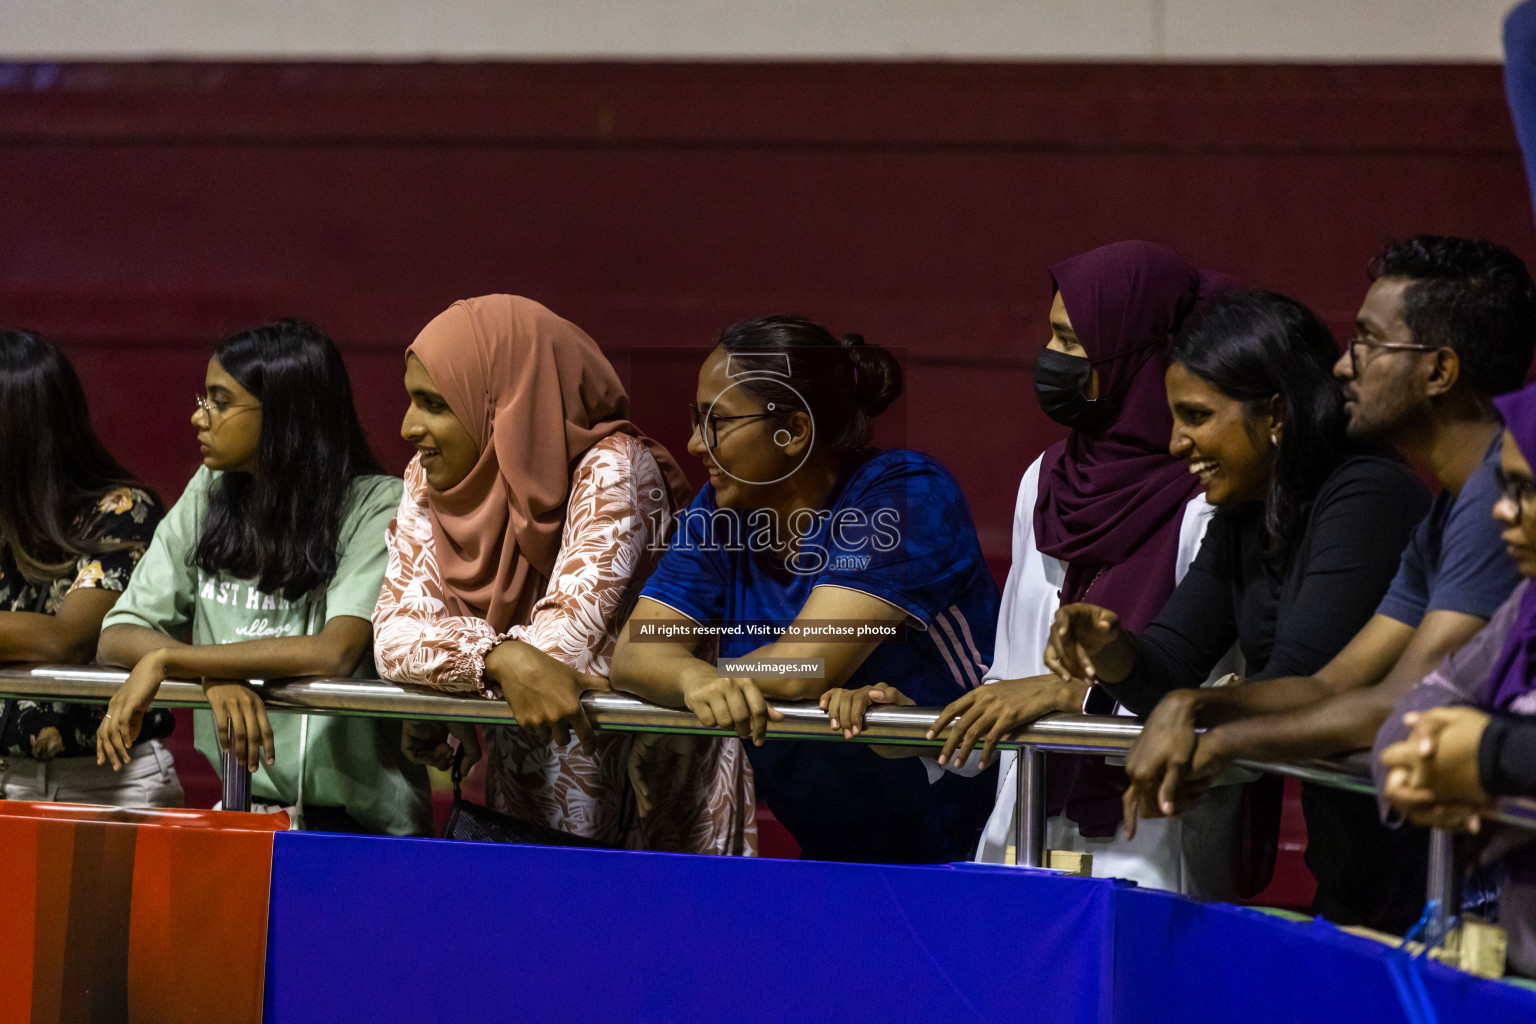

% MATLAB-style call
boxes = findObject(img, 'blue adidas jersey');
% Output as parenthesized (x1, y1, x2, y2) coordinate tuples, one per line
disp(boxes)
(642, 447, 1000, 863)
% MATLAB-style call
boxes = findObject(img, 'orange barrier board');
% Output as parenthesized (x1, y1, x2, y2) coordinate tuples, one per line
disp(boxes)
(0, 802, 284, 1024)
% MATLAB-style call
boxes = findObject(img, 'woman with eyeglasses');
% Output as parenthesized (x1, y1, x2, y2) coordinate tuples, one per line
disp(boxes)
(1374, 378, 1536, 976)
(1042, 289, 1432, 911)
(0, 329, 179, 807)
(610, 316, 1002, 864)
(96, 320, 431, 835)
(371, 296, 753, 853)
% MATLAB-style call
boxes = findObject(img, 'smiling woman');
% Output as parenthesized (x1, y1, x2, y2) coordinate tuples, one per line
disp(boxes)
(373, 295, 754, 853)
(1046, 290, 1429, 703)
(611, 315, 1003, 864)
(1042, 289, 1433, 921)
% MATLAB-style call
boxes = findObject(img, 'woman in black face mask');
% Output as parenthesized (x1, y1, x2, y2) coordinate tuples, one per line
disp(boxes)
(824, 240, 1245, 893)
(969, 242, 1241, 886)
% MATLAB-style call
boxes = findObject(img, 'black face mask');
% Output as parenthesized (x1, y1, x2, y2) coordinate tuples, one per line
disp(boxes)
(1034, 348, 1117, 434)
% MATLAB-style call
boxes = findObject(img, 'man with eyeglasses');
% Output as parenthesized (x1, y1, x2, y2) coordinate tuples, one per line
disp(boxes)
(1123, 235, 1536, 932)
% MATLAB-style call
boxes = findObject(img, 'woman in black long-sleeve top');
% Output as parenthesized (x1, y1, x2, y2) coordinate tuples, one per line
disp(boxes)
(1046, 289, 1432, 931)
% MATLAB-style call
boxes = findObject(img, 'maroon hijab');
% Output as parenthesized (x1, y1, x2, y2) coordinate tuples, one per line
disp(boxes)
(1033, 241, 1237, 633)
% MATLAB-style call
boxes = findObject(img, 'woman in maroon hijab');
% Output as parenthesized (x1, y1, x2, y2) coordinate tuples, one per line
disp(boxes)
(827, 240, 1241, 890)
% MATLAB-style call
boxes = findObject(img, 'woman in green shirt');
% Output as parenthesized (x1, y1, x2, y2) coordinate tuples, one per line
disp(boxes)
(95, 319, 430, 835)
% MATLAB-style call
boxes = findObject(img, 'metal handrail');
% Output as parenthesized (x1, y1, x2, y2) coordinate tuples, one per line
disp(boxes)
(4, 664, 1529, 822)
(4, 662, 1533, 951)
(0, 663, 1145, 748)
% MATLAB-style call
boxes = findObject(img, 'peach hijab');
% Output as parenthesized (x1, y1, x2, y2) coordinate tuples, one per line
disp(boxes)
(407, 295, 691, 632)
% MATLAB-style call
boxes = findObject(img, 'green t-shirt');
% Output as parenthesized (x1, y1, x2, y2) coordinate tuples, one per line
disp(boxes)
(102, 467, 430, 836)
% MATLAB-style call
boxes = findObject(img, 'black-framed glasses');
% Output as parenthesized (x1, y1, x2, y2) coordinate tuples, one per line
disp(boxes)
(687, 402, 778, 448)
(1495, 467, 1536, 524)
(1346, 337, 1439, 377)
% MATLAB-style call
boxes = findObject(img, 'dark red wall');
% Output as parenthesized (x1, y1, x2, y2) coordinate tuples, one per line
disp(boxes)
(2, 61, 1532, 573)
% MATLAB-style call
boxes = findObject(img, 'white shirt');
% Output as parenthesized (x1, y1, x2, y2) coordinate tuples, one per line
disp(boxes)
(960, 454, 1243, 894)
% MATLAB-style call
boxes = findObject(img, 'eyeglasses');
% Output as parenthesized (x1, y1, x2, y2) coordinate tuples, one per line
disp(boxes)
(1496, 467, 1536, 525)
(687, 402, 779, 449)
(1346, 337, 1439, 377)
(194, 394, 261, 420)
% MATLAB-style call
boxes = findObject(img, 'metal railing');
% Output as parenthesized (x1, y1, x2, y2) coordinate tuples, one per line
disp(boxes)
(3, 663, 1533, 949)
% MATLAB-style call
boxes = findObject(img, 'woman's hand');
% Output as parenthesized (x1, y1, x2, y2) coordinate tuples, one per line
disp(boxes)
(679, 670, 785, 746)
(96, 650, 171, 769)
(927, 675, 1087, 770)
(627, 733, 699, 818)
(205, 681, 276, 773)
(485, 640, 608, 753)
(401, 721, 451, 768)
(1379, 706, 1495, 830)
(400, 720, 482, 772)
(1121, 689, 1212, 838)
(30, 726, 64, 761)
(1043, 603, 1124, 684)
(819, 684, 914, 738)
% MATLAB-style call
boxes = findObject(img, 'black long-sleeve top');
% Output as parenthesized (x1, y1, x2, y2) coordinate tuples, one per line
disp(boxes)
(1480, 713, 1536, 796)
(1102, 455, 1431, 716)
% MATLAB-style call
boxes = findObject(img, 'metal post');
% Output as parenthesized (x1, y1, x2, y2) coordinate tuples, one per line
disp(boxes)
(1425, 827, 1458, 948)
(1015, 745, 1046, 868)
(221, 717, 251, 813)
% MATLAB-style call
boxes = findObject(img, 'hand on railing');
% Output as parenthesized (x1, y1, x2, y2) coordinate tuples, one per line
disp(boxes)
(95, 649, 169, 769)
(820, 684, 915, 759)
(1120, 689, 1217, 838)
(205, 682, 276, 773)
(1379, 707, 1495, 834)
(681, 671, 784, 746)
(820, 684, 914, 738)
(484, 640, 604, 752)
(925, 675, 1089, 771)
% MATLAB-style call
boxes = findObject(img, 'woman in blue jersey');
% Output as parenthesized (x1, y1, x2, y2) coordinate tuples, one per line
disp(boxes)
(610, 316, 1000, 863)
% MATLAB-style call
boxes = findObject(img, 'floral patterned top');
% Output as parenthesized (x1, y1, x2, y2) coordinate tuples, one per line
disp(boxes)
(374, 434, 756, 855)
(0, 487, 172, 759)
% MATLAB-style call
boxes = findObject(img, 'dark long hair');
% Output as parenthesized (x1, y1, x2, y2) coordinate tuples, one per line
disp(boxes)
(715, 315, 904, 455)
(1171, 290, 1360, 547)
(190, 320, 384, 600)
(0, 330, 147, 583)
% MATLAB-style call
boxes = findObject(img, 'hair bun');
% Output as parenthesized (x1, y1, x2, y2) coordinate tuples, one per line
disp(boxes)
(841, 333, 903, 417)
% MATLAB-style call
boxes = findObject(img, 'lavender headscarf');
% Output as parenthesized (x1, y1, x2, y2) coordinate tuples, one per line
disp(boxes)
(1484, 382, 1536, 709)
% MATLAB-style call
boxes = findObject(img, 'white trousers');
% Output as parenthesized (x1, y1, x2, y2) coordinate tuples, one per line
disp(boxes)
(0, 739, 184, 809)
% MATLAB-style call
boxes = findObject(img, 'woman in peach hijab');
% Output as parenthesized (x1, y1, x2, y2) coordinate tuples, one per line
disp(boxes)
(373, 295, 754, 853)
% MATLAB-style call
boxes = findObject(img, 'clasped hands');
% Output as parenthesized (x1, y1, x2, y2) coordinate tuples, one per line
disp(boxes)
(1377, 706, 1494, 833)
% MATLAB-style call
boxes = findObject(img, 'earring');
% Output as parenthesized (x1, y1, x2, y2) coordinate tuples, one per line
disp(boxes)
(773, 429, 792, 447)
(1270, 429, 1280, 447)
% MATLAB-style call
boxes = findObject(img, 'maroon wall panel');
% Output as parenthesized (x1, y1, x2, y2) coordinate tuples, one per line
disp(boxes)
(2, 60, 1532, 573)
